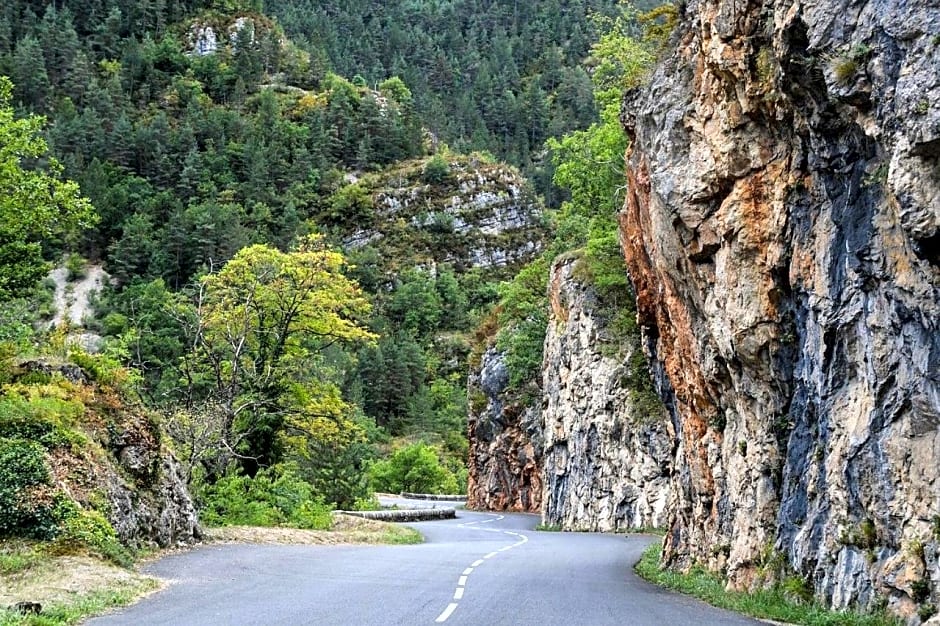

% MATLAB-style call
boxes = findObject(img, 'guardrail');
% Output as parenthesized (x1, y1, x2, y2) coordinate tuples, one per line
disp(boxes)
(399, 493, 467, 502)
(336, 508, 456, 522)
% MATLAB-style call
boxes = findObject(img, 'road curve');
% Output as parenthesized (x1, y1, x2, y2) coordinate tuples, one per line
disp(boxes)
(89, 510, 761, 625)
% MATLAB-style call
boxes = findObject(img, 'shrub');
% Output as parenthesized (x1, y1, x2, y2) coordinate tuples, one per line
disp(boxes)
(367, 442, 460, 495)
(353, 494, 381, 511)
(101, 312, 129, 337)
(289, 500, 332, 530)
(327, 183, 373, 228)
(68, 350, 131, 388)
(494, 257, 551, 389)
(0, 437, 56, 539)
(0, 392, 88, 450)
(65, 254, 88, 282)
(199, 463, 332, 530)
(832, 57, 858, 84)
(50, 497, 131, 566)
(422, 155, 452, 185)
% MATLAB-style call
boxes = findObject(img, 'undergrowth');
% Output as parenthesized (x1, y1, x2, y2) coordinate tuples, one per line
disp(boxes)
(635, 543, 901, 626)
(198, 463, 333, 530)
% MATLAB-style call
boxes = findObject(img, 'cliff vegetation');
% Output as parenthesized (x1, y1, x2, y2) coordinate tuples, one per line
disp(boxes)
(0, 0, 555, 560)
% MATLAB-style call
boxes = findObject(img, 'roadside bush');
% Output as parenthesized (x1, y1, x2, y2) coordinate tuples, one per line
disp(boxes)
(199, 463, 332, 530)
(49, 497, 131, 566)
(0, 437, 56, 539)
(367, 442, 460, 495)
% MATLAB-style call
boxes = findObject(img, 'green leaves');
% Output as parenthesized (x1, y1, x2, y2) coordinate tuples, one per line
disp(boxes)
(367, 442, 460, 495)
(201, 235, 376, 355)
(491, 2, 663, 388)
(0, 76, 96, 298)
(199, 463, 333, 528)
(180, 234, 376, 474)
(0, 437, 54, 539)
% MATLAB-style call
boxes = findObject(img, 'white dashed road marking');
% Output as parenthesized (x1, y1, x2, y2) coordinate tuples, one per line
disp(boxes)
(436, 603, 458, 623)
(433, 514, 529, 623)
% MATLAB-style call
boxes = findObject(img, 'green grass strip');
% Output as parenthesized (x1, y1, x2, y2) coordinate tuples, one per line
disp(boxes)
(0, 578, 159, 626)
(635, 542, 900, 626)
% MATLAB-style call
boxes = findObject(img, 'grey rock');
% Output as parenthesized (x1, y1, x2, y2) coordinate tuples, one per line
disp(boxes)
(620, 0, 940, 618)
(341, 158, 544, 273)
(466, 348, 543, 512)
(541, 257, 674, 532)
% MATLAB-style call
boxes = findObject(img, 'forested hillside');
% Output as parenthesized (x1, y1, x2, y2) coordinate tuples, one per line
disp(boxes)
(0, 0, 615, 542)
(268, 0, 625, 203)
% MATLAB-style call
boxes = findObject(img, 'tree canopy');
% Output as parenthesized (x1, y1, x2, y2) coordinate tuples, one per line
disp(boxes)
(0, 75, 95, 298)
(179, 235, 376, 476)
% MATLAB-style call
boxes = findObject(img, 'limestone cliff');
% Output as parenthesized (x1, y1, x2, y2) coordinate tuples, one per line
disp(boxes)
(341, 155, 544, 276)
(621, 0, 940, 617)
(466, 255, 674, 525)
(541, 256, 673, 531)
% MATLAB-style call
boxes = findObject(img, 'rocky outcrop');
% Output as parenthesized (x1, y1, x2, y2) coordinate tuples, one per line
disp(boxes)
(98, 408, 201, 548)
(341, 156, 544, 276)
(621, 0, 939, 618)
(541, 256, 673, 531)
(7, 361, 200, 548)
(186, 13, 273, 57)
(466, 348, 542, 512)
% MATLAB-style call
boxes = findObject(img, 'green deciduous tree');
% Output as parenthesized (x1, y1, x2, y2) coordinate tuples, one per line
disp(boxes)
(178, 235, 376, 476)
(367, 442, 460, 495)
(0, 76, 96, 299)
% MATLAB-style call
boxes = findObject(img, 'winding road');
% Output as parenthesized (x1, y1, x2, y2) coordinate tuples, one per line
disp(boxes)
(90, 507, 760, 625)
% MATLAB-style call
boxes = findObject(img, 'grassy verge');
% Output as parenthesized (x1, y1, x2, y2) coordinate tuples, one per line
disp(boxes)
(0, 580, 159, 626)
(0, 540, 160, 626)
(534, 524, 563, 532)
(206, 512, 424, 546)
(635, 543, 900, 626)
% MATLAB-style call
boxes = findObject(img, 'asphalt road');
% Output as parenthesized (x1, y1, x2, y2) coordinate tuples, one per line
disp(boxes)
(90, 508, 761, 625)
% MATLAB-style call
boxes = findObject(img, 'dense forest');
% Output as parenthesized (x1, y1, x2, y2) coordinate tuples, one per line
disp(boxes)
(0, 0, 668, 542)
(269, 0, 618, 204)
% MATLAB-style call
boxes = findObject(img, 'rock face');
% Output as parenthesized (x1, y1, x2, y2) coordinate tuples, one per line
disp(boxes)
(186, 14, 269, 57)
(341, 156, 544, 275)
(620, 0, 940, 617)
(13, 362, 201, 548)
(541, 257, 673, 531)
(466, 257, 674, 528)
(466, 347, 542, 512)
(100, 408, 201, 548)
